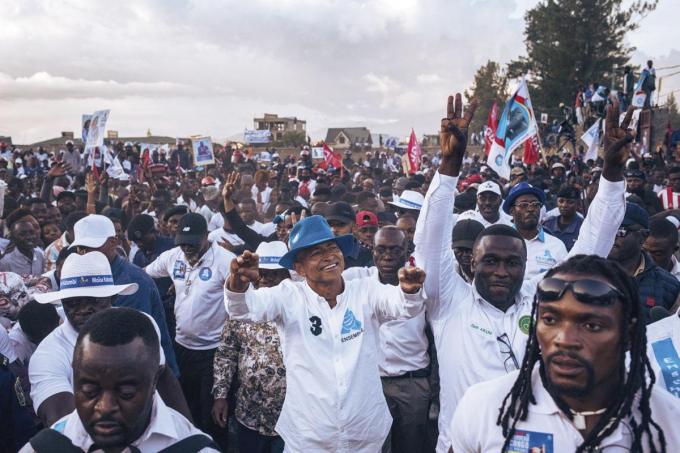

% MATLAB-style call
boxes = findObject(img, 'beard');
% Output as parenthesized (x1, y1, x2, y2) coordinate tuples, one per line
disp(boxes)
(541, 352, 596, 398)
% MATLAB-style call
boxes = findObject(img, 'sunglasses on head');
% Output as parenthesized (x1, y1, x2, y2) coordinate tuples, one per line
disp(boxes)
(536, 277, 623, 306)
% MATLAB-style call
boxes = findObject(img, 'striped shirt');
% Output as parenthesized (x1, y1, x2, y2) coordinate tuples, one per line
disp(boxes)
(658, 187, 680, 210)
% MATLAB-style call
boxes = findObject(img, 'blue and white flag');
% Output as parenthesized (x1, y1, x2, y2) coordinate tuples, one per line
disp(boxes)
(487, 79, 538, 179)
(632, 71, 648, 108)
(581, 119, 601, 162)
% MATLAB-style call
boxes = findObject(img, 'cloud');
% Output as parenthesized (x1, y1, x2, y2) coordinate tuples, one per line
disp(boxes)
(0, 0, 677, 144)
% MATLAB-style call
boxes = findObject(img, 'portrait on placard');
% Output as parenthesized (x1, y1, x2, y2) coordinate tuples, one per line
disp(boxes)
(191, 136, 215, 167)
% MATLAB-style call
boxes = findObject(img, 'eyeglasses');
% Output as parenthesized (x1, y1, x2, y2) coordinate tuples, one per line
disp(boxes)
(497, 333, 520, 372)
(536, 277, 623, 306)
(513, 201, 543, 210)
(616, 227, 648, 237)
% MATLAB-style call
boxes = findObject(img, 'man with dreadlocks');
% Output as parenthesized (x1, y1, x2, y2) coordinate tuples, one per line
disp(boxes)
(450, 255, 680, 452)
(414, 95, 633, 452)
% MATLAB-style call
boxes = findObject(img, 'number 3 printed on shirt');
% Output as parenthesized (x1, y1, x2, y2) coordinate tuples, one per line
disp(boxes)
(309, 316, 322, 336)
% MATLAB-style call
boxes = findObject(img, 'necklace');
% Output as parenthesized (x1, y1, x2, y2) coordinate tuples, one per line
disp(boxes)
(570, 408, 607, 430)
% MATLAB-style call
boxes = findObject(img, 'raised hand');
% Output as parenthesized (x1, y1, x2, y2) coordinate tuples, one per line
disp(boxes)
(222, 172, 239, 212)
(47, 161, 69, 179)
(290, 209, 306, 226)
(227, 250, 260, 292)
(602, 99, 635, 181)
(398, 266, 426, 294)
(85, 173, 97, 194)
(439, 93, 477, 176)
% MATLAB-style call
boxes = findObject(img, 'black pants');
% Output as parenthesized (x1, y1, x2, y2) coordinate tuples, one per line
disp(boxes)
(174, 343, 228, 450)
(238, 422, 284, 453)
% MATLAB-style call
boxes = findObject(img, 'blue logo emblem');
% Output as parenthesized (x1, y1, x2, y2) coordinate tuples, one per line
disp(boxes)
(341, 309, 362, 334)
(199, 267, 212, 281)
(495, 154, 503, 166)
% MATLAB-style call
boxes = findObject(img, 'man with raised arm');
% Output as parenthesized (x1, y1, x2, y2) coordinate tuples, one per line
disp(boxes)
(413, 93, 633, 453)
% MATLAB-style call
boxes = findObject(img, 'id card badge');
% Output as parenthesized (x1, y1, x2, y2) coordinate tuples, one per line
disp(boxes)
(507, 430, 554, 453)
(173, 260, 187, 279)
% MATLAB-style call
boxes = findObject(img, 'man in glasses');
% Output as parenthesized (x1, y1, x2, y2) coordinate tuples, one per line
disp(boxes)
(344, 226, 431, 453)
(502, 181, 567, 280)
(608, 202, 680, 322)
(414, 93, 632, 452)
(450, 255, 678, 452)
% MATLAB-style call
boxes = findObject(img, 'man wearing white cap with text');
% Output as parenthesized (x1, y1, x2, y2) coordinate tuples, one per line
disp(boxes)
(212, 241, 289, 453)
(389, 190, 424, 218)
(28, 252, 189, 427)
(69, 214, 179, 376)
(456, 180, 513, 228)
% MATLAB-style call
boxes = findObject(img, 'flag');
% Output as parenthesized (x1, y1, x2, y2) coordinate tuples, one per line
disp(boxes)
(487, 79, 539, 179)
(632, 71, 648, 108)
(581, 119, 601, 162)
(406, 129, 422, 174)
(322, 143, 343, 176)
(484, 102, 499, 156)
(523, 133, 540, 164)
(85, 110, 110, 153)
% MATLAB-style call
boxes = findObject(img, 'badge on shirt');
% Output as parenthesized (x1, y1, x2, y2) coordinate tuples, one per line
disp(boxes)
(340, 309, 363, 342)
(199, 267, 212, 281)
(508, 430, 554, 453)
(173, 260, 187, 280)
(518, 315, 532, 335)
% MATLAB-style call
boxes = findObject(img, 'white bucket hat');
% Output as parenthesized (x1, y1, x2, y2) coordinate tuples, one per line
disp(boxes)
(34, 252, 138, 304)
(255, 241, 288, 270)
(388, 190, 424, 210)
(70, 215, 117, 249)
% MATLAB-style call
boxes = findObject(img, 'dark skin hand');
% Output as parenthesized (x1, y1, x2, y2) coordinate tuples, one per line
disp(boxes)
(602, 100, 635, 182)
(438, 93, 478, 177)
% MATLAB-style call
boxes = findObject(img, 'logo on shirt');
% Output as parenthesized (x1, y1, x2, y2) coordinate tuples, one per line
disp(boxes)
(536, 249, 557, 271)
(172, 260, 186, 279)
(199, 267, 212, 281)
(508, 430, 553, 453)
(309, 316, 322, 336)
(340, 309, 363, 342)
(518, 315, 532, 335)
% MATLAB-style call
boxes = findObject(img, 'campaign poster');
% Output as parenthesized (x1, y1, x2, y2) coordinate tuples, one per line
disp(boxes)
(191, 136, 215, 167)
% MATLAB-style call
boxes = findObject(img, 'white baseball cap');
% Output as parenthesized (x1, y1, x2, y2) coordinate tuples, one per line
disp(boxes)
(477, 181, 501, 196)
(388, 190, 424, 210)
(34, 252, 138, 304)
(70, 215, 117, 249)
(256, 241, 288, 270)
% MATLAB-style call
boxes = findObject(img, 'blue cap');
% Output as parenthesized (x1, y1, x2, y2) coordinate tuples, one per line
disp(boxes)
(279, 215, 355, 270)
(502, 182, 546, 214)
(621, 202, 649, 229)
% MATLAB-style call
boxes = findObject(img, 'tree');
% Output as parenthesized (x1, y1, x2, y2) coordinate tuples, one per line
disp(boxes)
(278, 131, 306, 147)
(465, 60, 509, 135)
(508, 0, 657, 113)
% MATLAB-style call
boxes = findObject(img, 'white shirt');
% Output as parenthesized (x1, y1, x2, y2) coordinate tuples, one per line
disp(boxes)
(343, 266, 429, 376)
(146, 242, 235, 350)
(413, 171, 625, 453)
(224, 276, 425, 452)
(208, 212, 224, 232)
(450, 365, 680, 452)
(523, 228, 568, 280)
(670, 256, 680, 281)
(207, 228, 245, 248)
(18, 392, 218, 453)
(250, 220, 276, 237)
(198, 204, 218, 224)
(252, 185, 273, 215)
(176, 195, 198, 212)
(9, 323, 36, 364)
(647, 310, 680, 398)
(457, 208, 514, 228)
(29, 315, 165, 413)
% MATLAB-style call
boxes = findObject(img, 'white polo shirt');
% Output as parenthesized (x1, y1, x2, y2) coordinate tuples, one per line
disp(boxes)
(343, 266, 429, 376)
(18, 392, 218, 453)
(29, 314, 165, 413)
(413, 171, 625, 453)
(146, 242, 235, 350)
(207, 228, 245, 248)
(647, 310, 680, 398)
(523, 227, 568, 280)
(225, 276, 425, 452)
(457, 208, 514, 228)
(450, 366, 680, 452)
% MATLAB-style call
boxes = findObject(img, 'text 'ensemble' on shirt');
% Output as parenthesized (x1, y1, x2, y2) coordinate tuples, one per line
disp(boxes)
(224, 276, 425, 453)
(145, 241, 235, 350)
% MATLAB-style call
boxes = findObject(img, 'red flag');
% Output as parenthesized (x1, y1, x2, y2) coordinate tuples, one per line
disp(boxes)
(322, 143, 343, 176)
(523, 133, 540, 164)
(406, 129, 421, 174)
(484, 102, 499, 156)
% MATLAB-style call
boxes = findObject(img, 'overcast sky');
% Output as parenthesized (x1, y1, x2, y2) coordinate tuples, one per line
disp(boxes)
(1, 0, 678, 144)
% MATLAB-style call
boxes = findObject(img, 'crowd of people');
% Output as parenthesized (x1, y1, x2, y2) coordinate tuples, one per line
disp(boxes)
(0, 89, 680, 452)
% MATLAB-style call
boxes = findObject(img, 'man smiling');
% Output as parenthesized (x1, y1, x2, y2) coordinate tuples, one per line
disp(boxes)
(225, 215, 426, 452)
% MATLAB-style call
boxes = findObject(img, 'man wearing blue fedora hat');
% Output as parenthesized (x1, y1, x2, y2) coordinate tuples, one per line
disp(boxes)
(225, 215, 426, 452)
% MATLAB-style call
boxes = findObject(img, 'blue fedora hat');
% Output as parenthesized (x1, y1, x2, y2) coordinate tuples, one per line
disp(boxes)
(279, 215, 355, 270)
(502, 182, 546, 214)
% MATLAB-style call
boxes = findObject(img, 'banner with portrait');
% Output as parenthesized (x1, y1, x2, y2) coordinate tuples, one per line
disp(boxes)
(191, 136, 215, 167)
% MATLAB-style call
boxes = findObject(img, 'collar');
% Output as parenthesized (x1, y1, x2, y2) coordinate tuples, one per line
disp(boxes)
(60, 232, 71, 247)
(62, 319, 79, 347)
(513, 224, 545, 242)
(470, 281, 531, 313)
(634, 253, 646, 277)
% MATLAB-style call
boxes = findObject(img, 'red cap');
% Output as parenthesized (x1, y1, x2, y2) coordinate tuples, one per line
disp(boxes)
(201, 176, 216, 186)
(355, 211, 378, 227)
